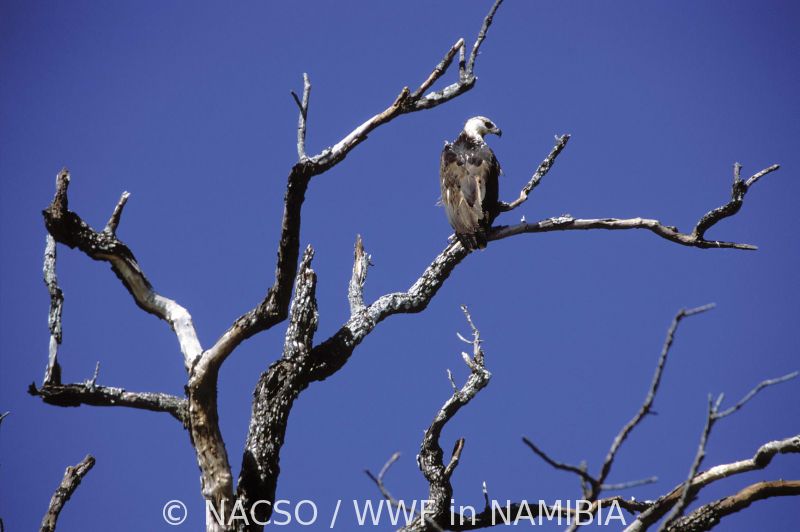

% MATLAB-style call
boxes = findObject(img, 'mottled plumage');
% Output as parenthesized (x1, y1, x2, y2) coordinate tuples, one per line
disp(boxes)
(440, 116, 502, 249)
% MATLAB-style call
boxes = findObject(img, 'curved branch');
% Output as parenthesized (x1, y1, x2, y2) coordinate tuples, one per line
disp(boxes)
(665, 480, 800, 532)
(624, 435, 800, 531)
(492, 215, 757, 250)
(692, 163, 780, 240)
(42, 170, 202, 369)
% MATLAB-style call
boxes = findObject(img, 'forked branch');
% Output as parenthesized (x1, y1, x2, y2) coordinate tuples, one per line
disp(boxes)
(692, 163, 780, 240)
(42, 169, 202, 369)
(34, 226, 191, 426)
(659, 371, 797, 530)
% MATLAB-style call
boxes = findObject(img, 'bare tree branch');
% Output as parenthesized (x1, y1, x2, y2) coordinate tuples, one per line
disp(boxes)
(625, 435, 800, 531)
(104, 191, 130, 235)
(601, 477, 659, 491)
(43, 170, 203, 369)
(493, 213, 750, 251)
(291, 73, 311, 161)
(365, 452, 403, 505)
(660, 395, 720, 530)
(365, 452, 448, 532)
(400, 306, 491, 531)
(28, 382, 188, 425)
(594, 305, 715, 497)
(521, 437, 598, 488)
(42, 235, 63, 386)
(693, 163, 780, 240)
(235, 247, 318, 528)
(467, 0, 503, 75)
(40, 455, 95, 532)
(716, 371, 799, 419)
(36, 216, 190, 426)
(498, 134, 571, 212)
(365, 308, 490, 532)
(348, 235, 370, 315)
(492, 160, 779, 251)
(660, 371, 797, 529)
(665, 480, 800, 532)
(412, 38, 465, 100)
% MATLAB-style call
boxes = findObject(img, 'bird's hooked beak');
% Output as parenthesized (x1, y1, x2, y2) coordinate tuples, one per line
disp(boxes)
(492, 127, 502, 137)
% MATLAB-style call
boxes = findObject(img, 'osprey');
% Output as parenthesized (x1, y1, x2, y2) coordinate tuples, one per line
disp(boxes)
(440, 116, 503, 250)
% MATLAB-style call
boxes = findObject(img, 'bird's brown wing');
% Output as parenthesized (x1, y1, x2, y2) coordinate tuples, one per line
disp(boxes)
(440, 144, 491, 245)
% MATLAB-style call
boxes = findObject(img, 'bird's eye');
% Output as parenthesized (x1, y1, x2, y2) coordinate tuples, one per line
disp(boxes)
(484, 121, 492, 128)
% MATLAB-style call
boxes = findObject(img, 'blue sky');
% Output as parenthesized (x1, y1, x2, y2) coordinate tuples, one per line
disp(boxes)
(1, 1, 799, 530)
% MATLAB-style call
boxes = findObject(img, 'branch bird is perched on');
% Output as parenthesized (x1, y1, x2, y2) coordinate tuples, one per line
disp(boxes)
(440, 116, 503, 250)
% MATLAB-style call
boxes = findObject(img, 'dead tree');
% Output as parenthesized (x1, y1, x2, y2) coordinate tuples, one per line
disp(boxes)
(27, 1, 795, 530)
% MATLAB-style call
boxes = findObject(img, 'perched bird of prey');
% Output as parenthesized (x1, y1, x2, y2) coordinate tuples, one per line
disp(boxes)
(440, 116, 502, 250)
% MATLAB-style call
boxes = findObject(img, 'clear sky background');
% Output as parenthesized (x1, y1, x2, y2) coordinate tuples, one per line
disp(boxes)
(1, 1, 799, 530)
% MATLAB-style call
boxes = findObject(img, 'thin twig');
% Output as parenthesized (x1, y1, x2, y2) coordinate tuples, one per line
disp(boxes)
(660, 395, 719, 530)
(366, 453, 444, 532)
(660, 371, 797, 530)
(365, 451, 402, 504)
(745, 163, 780, 187)
(601, 476, 658, 491)
(624, 434, 800, 531)
(104, 191, 129, 234)
(594, 305, 715, 497)
(412, 38, 465, 100)
(292, 73, 311, 161)
(467, 0, 504, 75)
(716, 371, 798, 419)
(522, 437, 599, 487)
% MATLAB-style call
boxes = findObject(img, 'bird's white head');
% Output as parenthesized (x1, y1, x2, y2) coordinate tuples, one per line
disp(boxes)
(463, 116, 502, 142)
